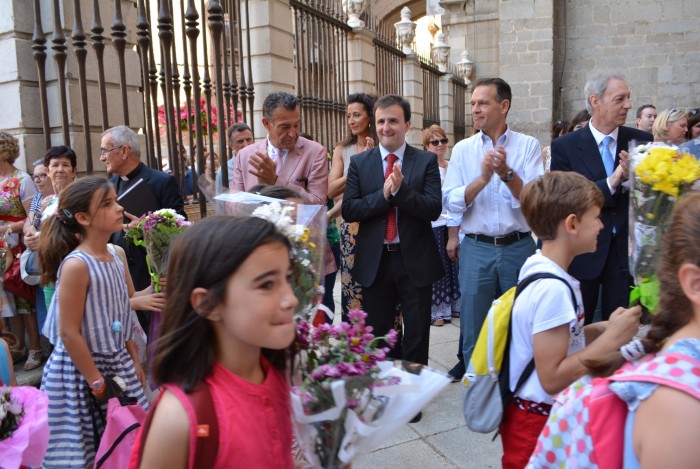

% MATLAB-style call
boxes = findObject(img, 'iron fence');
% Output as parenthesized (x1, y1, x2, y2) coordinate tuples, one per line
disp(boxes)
(31, 0, 255, 218)
(418, 50, 443, 129)
(370, 19, 404, 98)
(291, 0, 350, 152)
(452, 76, 468, 143)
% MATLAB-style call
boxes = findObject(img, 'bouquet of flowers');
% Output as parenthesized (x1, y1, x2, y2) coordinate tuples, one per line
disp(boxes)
(202, 185, 328, 322)
(628, 141, 700, 314)
(126, 209, 192, 293)
(0, 386, 50, 469)
(291, 310, 451, 468)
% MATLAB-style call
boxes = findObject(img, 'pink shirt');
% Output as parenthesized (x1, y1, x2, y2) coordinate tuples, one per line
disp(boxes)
(208, 360, 293, 468)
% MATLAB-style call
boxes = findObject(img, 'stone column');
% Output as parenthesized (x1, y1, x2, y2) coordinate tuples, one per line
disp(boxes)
(402, 55, 423, 147)
(498, 0, 554, 144)
(347, 27, 377, 95)
(439, 74, 454, 158)
(246, 0, 296, 138)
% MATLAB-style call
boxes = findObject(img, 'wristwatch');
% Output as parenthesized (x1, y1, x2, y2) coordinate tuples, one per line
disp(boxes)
(501, 169, 515, 183)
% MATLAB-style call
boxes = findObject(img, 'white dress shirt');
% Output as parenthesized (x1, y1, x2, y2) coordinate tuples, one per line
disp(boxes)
(588, 120, 619, 194)
(378, 143, 405, 243)
(442, 128, 543, 236)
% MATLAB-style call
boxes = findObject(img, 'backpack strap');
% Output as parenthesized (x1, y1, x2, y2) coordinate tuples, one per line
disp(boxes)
(134, 382, 219, 469)
(500, 272, 579, 411)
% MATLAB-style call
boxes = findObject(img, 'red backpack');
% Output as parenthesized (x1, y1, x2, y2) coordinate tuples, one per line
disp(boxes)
(128, 383, 219, 469)
(527, 350, 700, 468)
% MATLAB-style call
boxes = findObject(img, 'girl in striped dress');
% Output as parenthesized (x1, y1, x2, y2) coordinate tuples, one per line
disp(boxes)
(39, 176, 148, 468)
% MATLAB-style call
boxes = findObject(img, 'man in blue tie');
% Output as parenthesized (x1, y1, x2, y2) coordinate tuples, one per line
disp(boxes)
(551, 72, 652, 323)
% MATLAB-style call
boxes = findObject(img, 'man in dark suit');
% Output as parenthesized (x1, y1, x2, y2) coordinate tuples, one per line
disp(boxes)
(101, 125, 186, 328)
(342, 94, 444, 367)
(551, 73, 652, 323)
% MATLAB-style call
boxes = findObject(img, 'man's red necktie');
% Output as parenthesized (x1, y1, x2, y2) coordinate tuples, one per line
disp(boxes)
(384, 153, 398, 243)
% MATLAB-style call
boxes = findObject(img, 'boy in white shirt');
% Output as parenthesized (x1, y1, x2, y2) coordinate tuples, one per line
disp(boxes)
(500, 171, 641, 469)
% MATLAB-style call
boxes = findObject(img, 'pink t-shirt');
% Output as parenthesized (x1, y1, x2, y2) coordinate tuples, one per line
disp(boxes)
(207, 359, 293, 468)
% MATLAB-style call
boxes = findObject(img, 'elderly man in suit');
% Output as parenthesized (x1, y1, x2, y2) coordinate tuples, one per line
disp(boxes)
(342, 94, 444, 371)
(101, 125, 186, 330)
(551, 72, 652, 323)
(233, 92, 327, 204)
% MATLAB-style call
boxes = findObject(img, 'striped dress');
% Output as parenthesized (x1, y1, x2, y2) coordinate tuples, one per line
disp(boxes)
(40, 249, 149, 468)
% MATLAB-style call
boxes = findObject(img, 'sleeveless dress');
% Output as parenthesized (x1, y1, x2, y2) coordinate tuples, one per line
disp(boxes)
(0, 169, 37, 317)
(40, 249, 148, 468)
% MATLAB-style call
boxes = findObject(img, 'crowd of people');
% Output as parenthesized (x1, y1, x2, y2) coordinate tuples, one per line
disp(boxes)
(0, 70, 699, 468)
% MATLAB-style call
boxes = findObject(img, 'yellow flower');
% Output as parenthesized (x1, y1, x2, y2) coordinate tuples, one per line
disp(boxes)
(646, 213, 655, 220)
(652, 179, 679, 197)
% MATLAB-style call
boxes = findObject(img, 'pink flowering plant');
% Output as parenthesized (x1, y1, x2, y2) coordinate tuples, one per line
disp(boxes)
(126, 209, 192, 293)
(0, 386, 50, 468)
(157, 98, 243, 141)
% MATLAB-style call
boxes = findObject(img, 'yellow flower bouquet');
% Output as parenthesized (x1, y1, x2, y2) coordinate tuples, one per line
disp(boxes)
(629, 141, 700, 314)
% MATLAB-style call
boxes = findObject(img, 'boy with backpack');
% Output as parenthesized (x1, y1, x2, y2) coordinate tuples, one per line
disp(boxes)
(500, 171, 641, 468)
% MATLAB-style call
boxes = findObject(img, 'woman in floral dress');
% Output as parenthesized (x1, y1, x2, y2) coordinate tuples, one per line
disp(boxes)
(0, 131, 40, 370)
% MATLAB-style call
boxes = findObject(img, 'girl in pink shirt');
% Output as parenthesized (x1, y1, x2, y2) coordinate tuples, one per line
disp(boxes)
(135, 216, 298, 468)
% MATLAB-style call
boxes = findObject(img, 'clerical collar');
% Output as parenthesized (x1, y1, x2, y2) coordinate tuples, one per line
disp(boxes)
(121, 162, 145, 182)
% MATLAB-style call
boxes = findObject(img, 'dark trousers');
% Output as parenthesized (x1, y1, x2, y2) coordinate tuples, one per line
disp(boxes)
(578, 238, 632, 324)
(322, 242, 341, 315)
(362, 249, 432, 365)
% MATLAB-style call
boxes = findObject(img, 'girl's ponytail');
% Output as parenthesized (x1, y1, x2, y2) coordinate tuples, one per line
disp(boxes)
(37, 176, 113, 285)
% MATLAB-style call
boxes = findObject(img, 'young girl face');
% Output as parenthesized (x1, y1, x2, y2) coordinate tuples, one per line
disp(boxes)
(213, 241, 298, 352)
(84, 187, 124, 234)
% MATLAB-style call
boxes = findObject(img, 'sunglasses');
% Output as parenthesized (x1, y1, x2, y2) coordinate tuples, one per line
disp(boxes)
(429, 138, 448, 146)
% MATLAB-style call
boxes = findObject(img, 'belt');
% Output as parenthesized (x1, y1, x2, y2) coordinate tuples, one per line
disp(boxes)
(465, 231, 531, 247)
(384, 243, 401, 252)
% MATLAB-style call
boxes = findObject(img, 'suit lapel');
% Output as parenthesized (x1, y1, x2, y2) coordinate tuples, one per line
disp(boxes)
(578, 125, 606, 180)
(401, 145, 416, 186)
(278, 141, 302, 184)
(369, 147, 385, 190)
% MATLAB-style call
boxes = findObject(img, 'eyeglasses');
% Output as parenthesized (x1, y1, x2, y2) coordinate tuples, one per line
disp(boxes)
(32, 174, 48, 181)
(428, 138, 448, 146)
(100, 145, 124, 155)
(688, 108, 699, 116)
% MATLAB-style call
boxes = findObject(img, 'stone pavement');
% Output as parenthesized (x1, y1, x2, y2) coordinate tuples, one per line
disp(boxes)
(329, 281, 503, 469)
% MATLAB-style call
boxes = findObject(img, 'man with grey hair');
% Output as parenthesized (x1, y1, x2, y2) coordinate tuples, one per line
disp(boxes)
(232, 92, 327, 204)
(551, 73, 651, 324)
(101, 125, 185, 329)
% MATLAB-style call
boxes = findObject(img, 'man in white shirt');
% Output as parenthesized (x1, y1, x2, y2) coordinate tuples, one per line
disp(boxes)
(442, 77, 543, 366)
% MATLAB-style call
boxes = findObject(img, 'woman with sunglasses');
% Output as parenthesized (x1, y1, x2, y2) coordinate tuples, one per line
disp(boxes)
(22, 157, 55, 335)
(423, 125, 461, 328)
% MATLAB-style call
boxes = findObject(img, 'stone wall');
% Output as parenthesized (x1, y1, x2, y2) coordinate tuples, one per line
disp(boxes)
(555, 0, 700, 136)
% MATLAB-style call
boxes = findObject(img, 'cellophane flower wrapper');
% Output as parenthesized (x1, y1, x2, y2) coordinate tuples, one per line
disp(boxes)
(126, 209, 192, 293)
(0, 386, 50, 469)
(291, 311, 451, 468)
(628, 141, 700, 314)
(198, 174, 327, 321)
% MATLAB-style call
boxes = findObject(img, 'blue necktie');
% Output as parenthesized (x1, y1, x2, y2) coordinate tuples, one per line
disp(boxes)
(601, 136, 614, 177)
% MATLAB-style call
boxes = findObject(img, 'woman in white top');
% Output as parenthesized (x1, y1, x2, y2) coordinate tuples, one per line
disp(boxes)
(423, 125, 461, 326)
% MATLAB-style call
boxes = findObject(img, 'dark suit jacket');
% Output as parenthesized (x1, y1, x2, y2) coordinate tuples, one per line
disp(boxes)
(342, 145, 444, 288)
(551, 125, 652, 280)
(110, 163, 186, 290)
